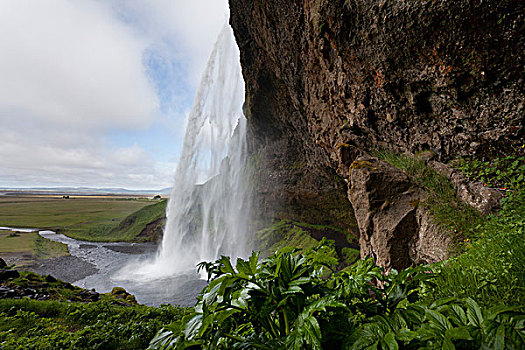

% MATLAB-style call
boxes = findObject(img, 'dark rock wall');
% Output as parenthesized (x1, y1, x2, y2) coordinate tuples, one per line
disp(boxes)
(230, 0, 524, 244)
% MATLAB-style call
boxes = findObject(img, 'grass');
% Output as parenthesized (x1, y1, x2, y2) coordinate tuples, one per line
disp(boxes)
(0, 271, 189, 349)
(0, 231, 69, 266)
(373, 150, 483, 242)
(0, 196, 164, 242)
(431, 187, 525, 307)
(372, 151, 525, 306)
(34, 234, 69, 259)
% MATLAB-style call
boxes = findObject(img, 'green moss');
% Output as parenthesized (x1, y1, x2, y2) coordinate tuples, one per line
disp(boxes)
(341, 247, 360, 265)
(255, 220, 319, 256)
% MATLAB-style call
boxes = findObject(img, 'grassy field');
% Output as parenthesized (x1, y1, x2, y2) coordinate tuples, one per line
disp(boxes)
(0, 230, 69, 266)
(0, 196, 164, 242)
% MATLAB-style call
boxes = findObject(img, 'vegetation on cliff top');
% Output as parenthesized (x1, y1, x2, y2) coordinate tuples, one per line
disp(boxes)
(373, 151, 483, 242)
(63, 198, 167, 242)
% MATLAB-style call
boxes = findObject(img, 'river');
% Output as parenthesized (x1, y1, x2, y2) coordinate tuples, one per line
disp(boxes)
(1, 227, 206, 306)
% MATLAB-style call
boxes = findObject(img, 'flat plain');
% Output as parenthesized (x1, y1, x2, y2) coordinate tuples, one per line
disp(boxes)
(0, 195, 156, 240)
(0, 195, 162, 265)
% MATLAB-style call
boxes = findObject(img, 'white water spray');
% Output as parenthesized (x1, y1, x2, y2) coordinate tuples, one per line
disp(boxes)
(124, 24, 250, 279)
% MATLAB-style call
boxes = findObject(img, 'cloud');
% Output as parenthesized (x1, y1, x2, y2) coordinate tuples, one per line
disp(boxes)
(0, 0, 229, 190)
(0, 120, 176, 189)
(113, 0, 228, 89)
(0, 0, 159, 131)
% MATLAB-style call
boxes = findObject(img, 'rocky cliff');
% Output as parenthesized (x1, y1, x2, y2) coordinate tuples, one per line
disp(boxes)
(229, 0, 524, 266)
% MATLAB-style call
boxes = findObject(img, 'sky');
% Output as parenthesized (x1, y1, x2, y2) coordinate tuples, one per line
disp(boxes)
(0, 0, 229, 190)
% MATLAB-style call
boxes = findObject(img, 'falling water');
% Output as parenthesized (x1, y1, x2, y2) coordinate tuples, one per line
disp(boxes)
(124, 23, 250, 280)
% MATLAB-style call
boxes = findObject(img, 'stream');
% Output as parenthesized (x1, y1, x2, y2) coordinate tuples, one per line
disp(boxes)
(1, 227, 206, 306)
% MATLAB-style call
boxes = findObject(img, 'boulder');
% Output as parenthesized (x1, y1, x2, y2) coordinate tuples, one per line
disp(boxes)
(349, 157, 451, 269)
(429, 161, 504, 215)
(0, 269, 20, 281)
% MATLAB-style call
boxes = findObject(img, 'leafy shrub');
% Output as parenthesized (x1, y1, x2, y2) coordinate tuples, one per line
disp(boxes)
(453, 156, 525, 190)
(148, 241, 524, 349)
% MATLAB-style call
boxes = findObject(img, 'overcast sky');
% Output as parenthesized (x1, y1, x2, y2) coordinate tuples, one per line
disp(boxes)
(0, 0, 229, 190)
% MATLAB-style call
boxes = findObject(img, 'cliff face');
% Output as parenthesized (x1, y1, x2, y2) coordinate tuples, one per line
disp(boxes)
(229, 0, 524, 263)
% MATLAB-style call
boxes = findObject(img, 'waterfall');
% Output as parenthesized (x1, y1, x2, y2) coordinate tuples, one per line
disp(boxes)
(125, 23, 250, 279)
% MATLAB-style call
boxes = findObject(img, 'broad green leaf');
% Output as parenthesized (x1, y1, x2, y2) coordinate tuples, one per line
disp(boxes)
(288, 277, 312, 286)
(486, 304, 523, 320)
(219, 256, 235, 274)
(148, 329, 179, 350)
(184, 314, 203, 339)
(485, 324, 505, 350)
(445, 326, 471, 341)
(198, 314, 214, 337)
(282, 285, 303, 295)
(202, 278, 222, 305)
(305, 316, 322, 350)
(465, 298, 484, 327)
(214, 309, 239, 323)
(396, 328, 416, 342)
(426, 309, 452, 333)
(449, 305, 467, 326)
(249, 251, 260, 273)
(236, 258, 253, 277)
(430, 297, 457, 309)
(442, 337, 455, 350)
(383, 331, 398, 350)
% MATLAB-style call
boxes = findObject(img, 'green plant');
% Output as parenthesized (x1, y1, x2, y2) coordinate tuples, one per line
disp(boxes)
(373, 151, 483, 240)
(453, 156, 525, 190)
(432, 188, 525, 307)
(348, 297, 525, 349)
(148, 242, 474, 350)
(149, 240, 525, 349)
(0, 298, 189, 350)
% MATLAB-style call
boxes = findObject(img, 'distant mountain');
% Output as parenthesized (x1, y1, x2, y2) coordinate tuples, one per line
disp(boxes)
(0, 187, 172, 195)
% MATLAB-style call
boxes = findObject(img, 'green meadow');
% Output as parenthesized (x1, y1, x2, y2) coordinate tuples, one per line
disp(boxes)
(0, 196, 166, 242)
(0, 231, 69, 266)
